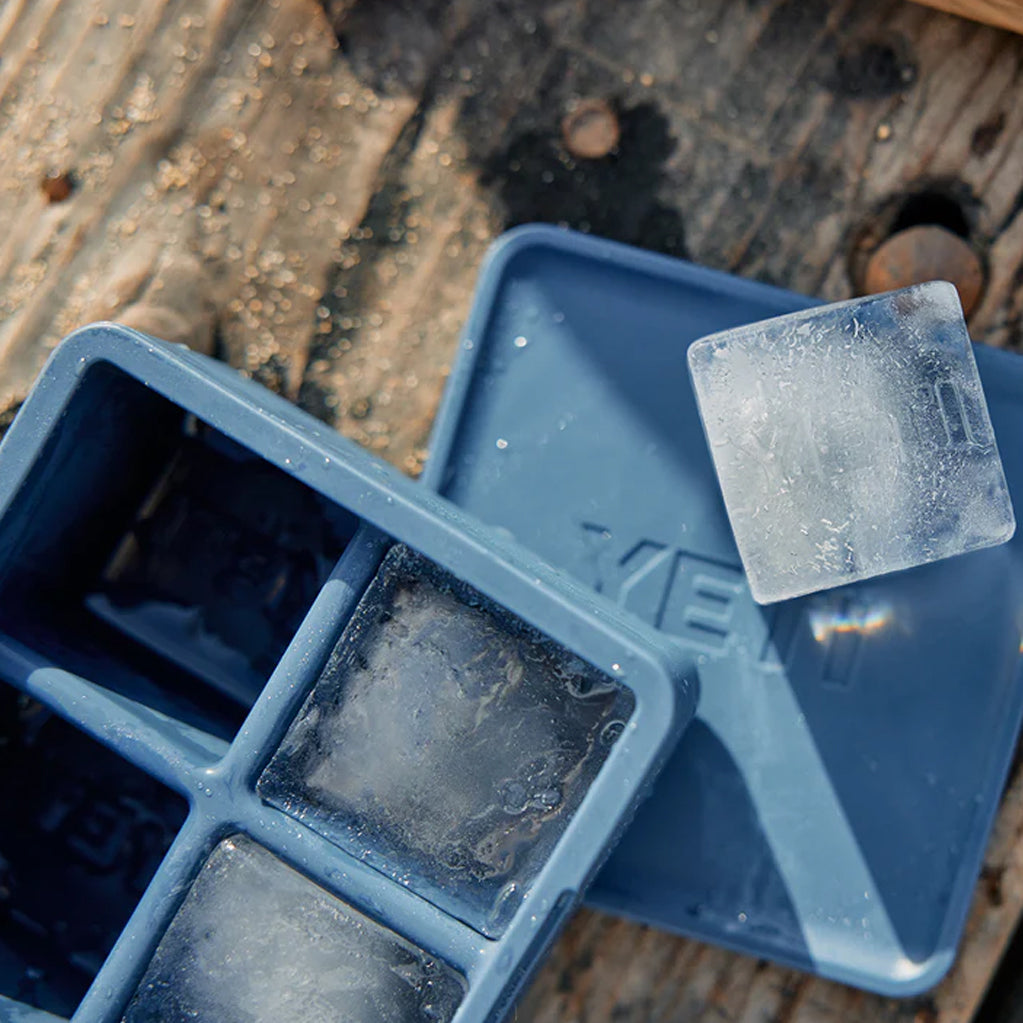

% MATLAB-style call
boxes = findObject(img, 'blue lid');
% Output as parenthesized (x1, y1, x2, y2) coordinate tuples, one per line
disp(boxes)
(423, 224, 1023, 996)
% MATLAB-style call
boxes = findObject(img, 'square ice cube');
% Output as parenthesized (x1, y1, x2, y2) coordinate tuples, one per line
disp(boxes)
(688, 281, 1014, 604)
(122, 835, 465, 1023)
(258, 544, 634, 937)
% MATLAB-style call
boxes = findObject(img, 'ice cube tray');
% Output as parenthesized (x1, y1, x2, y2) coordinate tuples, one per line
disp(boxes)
(0, 324, 695, 1022)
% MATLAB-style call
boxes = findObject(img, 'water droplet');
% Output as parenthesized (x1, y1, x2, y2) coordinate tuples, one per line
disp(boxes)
(553, 311, 565, 323)
(487, 881, 523, 931)
(611, 662, 622, 674)
(600, 719, 626, 745)
(463, 338, 474, 350)
(535, 786, 561, 810)
(496, 438, 508, 450)
(738, 911, 748, 922)
(500, 779, 529, 814)
(514, 335, 528, 348)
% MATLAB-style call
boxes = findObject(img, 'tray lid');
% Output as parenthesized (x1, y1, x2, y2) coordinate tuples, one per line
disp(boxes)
(423, 224, 1023, 996)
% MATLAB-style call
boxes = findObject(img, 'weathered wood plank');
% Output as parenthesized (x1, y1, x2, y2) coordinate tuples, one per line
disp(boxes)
(0, 0, 418, 406)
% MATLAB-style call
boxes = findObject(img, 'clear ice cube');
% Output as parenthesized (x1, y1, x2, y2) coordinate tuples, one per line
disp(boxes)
(258, 545, 634, 937)
(122, 835, 465, 1023)
(687, 281, 1015, 603)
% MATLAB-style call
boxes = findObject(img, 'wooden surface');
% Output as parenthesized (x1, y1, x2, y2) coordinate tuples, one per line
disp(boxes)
(1, 0, 1023, 1020)
(912, 0, 1023, 36)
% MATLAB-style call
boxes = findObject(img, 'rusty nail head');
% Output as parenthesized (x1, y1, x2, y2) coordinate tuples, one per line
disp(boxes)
(41, 171, 75, 203)
(561, 99, 620, 160)
(864, 224, 984, 316)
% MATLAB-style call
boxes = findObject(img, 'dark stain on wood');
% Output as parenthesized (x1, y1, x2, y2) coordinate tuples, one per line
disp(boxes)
(480, 100, 688, 258)
(982, 864, 1006, 908)
(971, 110, 1007, 157)
(891, 187, 976, 237)
(831, 38, 918, 97)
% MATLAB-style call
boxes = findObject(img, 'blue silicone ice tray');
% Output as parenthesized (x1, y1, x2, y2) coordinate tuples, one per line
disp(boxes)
(423, 224, 1023, 996)
(0, 324, 695, 1022)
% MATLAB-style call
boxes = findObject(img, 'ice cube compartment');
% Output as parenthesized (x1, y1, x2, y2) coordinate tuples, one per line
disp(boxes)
(259, 545, 634, 936)
(122, 835, 466, 1023)
(0, 691, 187, 1018)
(0, 361, 358, 739)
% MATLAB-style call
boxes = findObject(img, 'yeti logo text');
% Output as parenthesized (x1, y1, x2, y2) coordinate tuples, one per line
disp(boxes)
(580, 523, 742, 652)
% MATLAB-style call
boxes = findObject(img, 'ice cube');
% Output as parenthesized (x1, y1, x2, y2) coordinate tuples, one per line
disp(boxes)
(687, 281, 1015, 604)
(258, 545, 634, 936)
(122, 835, 465, 1023)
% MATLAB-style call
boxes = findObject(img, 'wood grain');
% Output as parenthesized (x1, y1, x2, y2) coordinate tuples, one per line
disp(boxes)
(0, 0, 1022, 1021)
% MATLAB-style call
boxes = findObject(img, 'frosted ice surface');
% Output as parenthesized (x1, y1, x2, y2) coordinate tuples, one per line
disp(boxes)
(258, 544, 634, 937)
(122, 835, 465, 1023)
(688, 282, 1015, 603)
